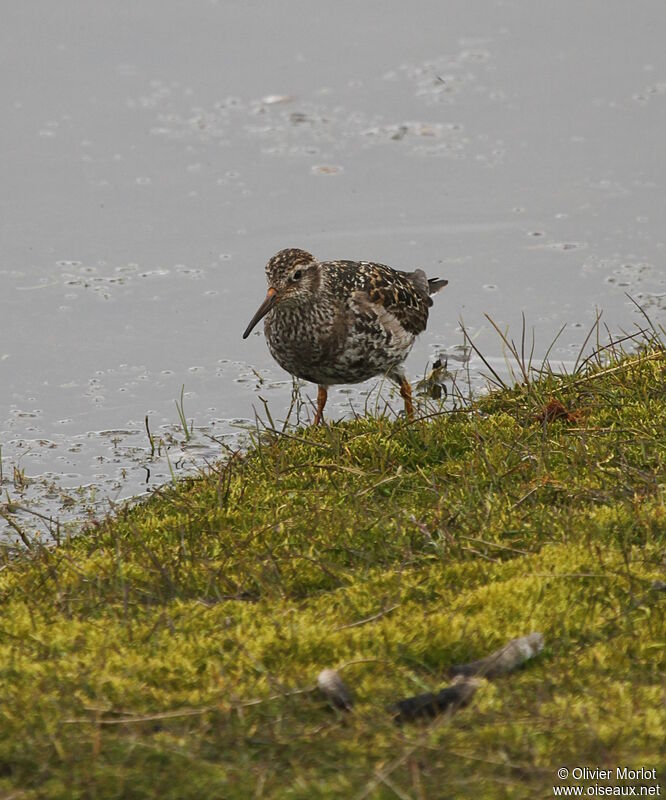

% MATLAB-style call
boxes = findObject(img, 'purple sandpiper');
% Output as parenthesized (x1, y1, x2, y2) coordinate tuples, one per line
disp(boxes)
(243, 248, 447, 424)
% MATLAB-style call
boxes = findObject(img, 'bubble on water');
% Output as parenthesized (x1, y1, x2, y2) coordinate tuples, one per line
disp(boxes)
(460, 49, 490, 62)
(261, 94, 293, 105)
(311, 164, 343, 175)
(176, 266, 203, 278)
(139, 269, 169, 278)
(546, 242, 586, 251)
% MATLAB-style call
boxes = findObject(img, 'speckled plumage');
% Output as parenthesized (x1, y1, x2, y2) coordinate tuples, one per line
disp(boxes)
(243, 248, 447, 422)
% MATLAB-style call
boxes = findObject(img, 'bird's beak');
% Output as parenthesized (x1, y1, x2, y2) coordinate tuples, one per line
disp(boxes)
(242, 287, 277, 339)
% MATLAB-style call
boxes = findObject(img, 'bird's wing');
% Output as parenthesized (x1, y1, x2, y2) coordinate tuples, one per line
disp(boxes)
(353, 261, 432, 336)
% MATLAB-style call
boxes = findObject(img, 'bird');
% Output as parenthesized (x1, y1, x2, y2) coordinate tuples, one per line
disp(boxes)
(242, 248, 448, 425)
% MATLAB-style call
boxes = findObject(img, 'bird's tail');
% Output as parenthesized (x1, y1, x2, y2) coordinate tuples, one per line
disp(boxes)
(427, 277, 448, 295)
(407, 269, 448, 299)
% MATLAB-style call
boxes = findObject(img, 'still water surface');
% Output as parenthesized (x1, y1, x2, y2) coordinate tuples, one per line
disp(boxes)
(1, 1, 664, 536)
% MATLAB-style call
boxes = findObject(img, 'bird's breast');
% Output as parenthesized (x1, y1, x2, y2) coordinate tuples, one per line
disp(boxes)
(264, 303, 342, 380)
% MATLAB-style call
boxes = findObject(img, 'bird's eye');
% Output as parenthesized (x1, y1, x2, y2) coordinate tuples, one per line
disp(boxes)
(292, 270, 303, 281)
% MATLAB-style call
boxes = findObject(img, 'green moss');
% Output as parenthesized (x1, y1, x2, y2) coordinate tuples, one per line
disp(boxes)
(0, 349, 664, 798)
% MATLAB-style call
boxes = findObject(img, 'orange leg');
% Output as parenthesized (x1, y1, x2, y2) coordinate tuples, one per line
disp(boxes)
(398, 376, 414, 420)
(313, 385, 328, 425)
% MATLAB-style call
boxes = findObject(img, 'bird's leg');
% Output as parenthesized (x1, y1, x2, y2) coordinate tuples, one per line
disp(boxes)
(398, 376, 414, 420)
(313, 385, 328, 425)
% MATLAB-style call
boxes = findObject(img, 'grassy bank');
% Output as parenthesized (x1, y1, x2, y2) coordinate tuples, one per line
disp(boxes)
(0, 345, 664, 799)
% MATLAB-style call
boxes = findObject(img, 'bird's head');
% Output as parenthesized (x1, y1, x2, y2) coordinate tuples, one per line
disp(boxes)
(242, 248, 319, 338)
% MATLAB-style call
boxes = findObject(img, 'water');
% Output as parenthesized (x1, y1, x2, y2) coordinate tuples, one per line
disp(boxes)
(2, 0, 665, 538)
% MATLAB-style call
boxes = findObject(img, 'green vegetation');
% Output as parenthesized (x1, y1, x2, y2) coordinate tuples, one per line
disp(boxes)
(0, 343, 664, 799)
